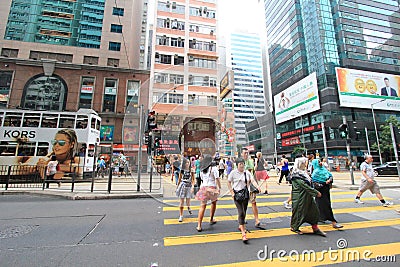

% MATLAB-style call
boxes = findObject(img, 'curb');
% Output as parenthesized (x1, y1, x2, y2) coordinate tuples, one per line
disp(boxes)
(1, 190, 163, 200)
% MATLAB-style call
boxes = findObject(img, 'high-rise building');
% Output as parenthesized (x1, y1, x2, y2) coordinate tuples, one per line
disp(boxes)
(250, 0, 400, 165)
(228, 32, 266, 145)
(0, 0, 150, 164)
(149, 0, 218, 157)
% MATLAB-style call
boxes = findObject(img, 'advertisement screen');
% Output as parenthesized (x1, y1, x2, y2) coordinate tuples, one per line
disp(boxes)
(274, 72, 320, 124)
(336, 67, 400, 111)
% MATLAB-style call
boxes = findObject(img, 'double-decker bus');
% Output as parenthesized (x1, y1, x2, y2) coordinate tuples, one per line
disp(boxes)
(0, 108, 101, 178)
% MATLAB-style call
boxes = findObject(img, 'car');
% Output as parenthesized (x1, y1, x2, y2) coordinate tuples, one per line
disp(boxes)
(373, 161, 400, 176)
(265, 161, 274, 171)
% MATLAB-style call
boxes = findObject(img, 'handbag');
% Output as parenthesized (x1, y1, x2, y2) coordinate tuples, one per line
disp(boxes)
(249, 183, 259, 194)
(313, 181, 324, 189)
(234, 173, 250, 201)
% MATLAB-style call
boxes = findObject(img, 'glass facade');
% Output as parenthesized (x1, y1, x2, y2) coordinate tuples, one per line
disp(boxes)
(5, 0, 105, 48)
(231, 33, 266, 144)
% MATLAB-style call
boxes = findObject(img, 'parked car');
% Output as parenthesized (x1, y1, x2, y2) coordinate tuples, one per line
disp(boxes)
(373, 161, 400, 176)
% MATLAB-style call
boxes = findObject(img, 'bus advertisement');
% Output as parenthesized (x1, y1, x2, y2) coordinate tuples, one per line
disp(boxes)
(0, 108, 101, 179)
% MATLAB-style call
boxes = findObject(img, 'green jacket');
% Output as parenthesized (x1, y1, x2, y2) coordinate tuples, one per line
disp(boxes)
(290, 177, 320, 231)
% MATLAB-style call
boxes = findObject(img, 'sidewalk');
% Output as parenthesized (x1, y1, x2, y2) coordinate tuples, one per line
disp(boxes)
(2, 171, 399, 200)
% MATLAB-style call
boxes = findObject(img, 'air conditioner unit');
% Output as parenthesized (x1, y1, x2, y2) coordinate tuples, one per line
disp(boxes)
(172, 2, 176, 9)
(210, 40, 214, 44)
(203, 7, 208, 14)
(166, 1, 170, 7)
(155, 52, 160, 57)
(199, 7, 202, 14)
(188, 55, 194, 61)
(210, 30, 214, 35)
(174, 54, 179, 59)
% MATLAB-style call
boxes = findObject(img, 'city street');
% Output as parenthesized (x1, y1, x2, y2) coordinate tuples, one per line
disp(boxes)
(1, 179, 400, 266)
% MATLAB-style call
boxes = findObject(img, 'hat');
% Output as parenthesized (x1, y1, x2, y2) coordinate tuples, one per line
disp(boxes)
(100, 156, 105, 159)
(200, 154, 213, 171)
(235, 157, 245, 164)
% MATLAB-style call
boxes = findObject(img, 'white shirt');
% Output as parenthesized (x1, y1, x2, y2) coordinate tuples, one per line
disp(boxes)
(228, 169, 254, 191)
(200, 166, 219, 187)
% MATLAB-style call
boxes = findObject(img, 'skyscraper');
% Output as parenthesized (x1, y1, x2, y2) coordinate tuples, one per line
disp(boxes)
(254, 0, 400, 163)
(228, 32, 266, 144)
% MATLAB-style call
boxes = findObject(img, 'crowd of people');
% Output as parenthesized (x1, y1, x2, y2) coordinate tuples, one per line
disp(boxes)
(167, 150, 397, 244)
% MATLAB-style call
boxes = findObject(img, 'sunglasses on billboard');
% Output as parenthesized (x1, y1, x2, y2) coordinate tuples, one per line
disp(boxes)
(51, 140, 68, 146)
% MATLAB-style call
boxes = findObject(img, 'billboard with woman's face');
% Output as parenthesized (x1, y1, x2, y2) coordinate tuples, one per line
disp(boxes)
(336, 67, 400, 111)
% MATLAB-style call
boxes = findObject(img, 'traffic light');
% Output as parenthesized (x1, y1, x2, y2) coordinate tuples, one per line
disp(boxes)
(154, 137, 160, 149)
(147, 111, 157, 131)
(338, 124, 348, 139)
(144, 133, 149, 145)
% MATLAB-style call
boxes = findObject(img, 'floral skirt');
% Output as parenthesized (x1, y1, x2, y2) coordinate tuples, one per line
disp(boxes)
(255, 170, 269, 181)
(195, 186, 219, 203)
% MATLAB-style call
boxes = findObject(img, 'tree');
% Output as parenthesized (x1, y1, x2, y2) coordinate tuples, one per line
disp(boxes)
(371, 116, 400, 162)
(292, 146, 306, 157)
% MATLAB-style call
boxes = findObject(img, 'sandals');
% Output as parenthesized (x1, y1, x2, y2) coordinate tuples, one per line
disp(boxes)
(210, 220, 217, 225)
(187, 207, 192, 215)
(291, 228, 303, 235)
(242, 233, 248, 243)
(196, 227, 202, 232)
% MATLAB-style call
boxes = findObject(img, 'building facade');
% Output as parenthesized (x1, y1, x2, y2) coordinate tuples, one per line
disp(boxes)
(251, 0, 400, 166)
(0, 0, 150, 167)
(149, 0, 218, 157)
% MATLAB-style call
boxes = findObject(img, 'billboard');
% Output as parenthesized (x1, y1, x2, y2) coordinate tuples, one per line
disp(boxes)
(336, 67, 400, 111)
(274, 72, 320, 124)
(220, 70, 234, 100)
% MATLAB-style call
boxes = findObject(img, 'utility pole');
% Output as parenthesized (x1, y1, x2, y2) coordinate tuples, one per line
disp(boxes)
(321, 121, 328, 158)
(342, 116, 354, 185)
(137, 105, 144, 192)
(389, 123, 400, 180)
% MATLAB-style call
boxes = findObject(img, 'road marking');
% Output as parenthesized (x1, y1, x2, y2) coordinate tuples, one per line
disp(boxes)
(164, 204, 400, 225)
(162, 191, 357, 204)
(164, 218, 400, 247)
(162, 197, 391, 211)
(202, 242, 400, 267)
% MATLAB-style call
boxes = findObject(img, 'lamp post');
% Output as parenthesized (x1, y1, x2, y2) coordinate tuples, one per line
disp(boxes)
(371, 99, 386, 164)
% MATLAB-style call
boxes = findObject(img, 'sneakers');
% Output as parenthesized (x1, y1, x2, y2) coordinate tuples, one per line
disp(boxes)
(283, 201, 291, 209)
(354, 199, 364, 204)
(382, 201, 393, 207)
(178, 216, 183, 222)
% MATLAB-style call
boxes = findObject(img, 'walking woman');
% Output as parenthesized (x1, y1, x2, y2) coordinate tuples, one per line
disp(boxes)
(195, 155, 221, 232)
(312, 159, 343, 229)
(228, 158, 259, 243)
(176, 158, 194, 222)
(290, 170, 326, 236)
(278, 155, 289, 184)
(254, 152, 269, 194)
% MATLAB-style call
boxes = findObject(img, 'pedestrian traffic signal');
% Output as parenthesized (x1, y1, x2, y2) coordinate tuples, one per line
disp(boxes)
(154, 137, 160, 149)
(147, 111, 157, 131)
(144, 133, 149, 145)
(338, 124, 348, 139)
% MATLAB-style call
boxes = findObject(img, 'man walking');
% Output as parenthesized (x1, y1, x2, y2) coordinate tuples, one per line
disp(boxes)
(355, 155, 393, 206)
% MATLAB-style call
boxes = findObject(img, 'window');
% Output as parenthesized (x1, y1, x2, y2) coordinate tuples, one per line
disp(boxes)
(155, 54, 172, 64)
(169, 93, 183, 104)
(103, 78, 118, 112)
(111, 24, 123, 33)
(1, 48, 18, 58)
(113, 7, 124, 16)
(156, 35, 169, 45)
(126, 80, 140, 113)
(29, 51, 73, 62)
(188, 94, 199, 105)
(210, 78, 217, 87)
(0, 71, 12, 108)
(172, 4, 185, 14)
(109, 42, 121, 51)
(155, 73, 169, 83)
(83, 56, 99, 65)
(174, 55, 184, 65)
(169, 74, 184, 84)
(157, 18, 170, 28)
(170, 37, 184, 47)
(189, 7, 201, 16)
(189, 58, 217, 69)
(107, 58, 119, 67)
(79, 76, 95, 109)
(207, 96, 217, 106)
(153, 92, 168, 104)
(158, 1, 170, 12)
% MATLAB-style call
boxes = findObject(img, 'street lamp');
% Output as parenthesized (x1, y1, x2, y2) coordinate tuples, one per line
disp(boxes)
(371, 99, 386, 164)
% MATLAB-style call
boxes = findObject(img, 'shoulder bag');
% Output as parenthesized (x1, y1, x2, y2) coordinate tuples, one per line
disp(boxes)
(234, 172, 249, 201)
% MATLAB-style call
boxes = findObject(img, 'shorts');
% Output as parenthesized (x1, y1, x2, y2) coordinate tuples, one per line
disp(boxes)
(359, 179, 381, 194)
(249, 192, 257, 204)
(255, 170, 269, 181)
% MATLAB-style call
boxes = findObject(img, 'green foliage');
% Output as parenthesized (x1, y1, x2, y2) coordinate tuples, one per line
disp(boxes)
(292, 146, 306, 157)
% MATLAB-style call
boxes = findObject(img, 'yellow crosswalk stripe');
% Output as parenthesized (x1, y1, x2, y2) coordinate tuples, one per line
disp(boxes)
(162, 190, 356, 203)
(202, 242, 400, 267)
(164, 218, 400, 247)
(162, 197, 390, 212)
(164, 204, 400, 225)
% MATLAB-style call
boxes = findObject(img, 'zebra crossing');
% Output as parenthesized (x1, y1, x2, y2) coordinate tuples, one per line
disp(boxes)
(161, 188, 400, 266)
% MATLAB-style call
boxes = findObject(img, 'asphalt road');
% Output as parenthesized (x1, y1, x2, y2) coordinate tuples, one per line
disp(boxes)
(1, 188, 400, 267)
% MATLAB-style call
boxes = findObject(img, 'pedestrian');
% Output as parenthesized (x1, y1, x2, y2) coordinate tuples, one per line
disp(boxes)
(172, 156, 181, 185)
(228, 158, 259, 243)
(254, 152, 269, 194)
(98, 156, 106, 178)
(195, 155, 202, 187)
(284, 153, 308, 209)
(176, 158, 194, 222)
(45, 155, 59, 188)
(312, 159, 343, 229)
(226, 157, 233, 176)
(307, 153, 315, 175)
(278, 155, 290, 184)
(290, 171, 326, 236)
(195, 155, 221, 232)
(354, 155, 393, 206)
(165, 162, 171, 174)
(218, 159, 226, 179)
(242, 148, 262, 228)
